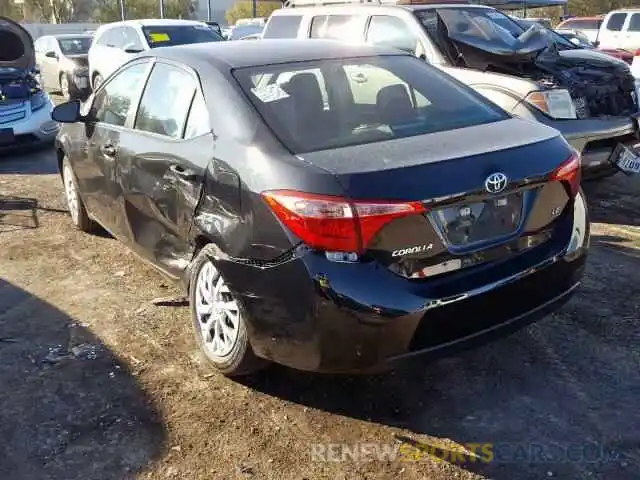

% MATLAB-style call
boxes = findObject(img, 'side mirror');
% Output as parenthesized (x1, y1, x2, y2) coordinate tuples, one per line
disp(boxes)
(123, 43, 143, 54)
(52, 100, 83, 123)
(593, 40, 600, 48)
(45, 51, 57, 59)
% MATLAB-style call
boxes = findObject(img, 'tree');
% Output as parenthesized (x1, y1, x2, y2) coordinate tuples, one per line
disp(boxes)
(225, 1, 281, 26)
(22, 0, 95, 22)
(0, 1, 22, 21)
(94, 0, 195, 22)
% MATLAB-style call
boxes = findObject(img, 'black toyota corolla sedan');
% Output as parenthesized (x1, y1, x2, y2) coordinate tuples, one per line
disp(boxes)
(52, 39, 589, 376)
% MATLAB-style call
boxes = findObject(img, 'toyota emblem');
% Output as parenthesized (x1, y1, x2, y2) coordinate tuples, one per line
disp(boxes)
(485, 172, 508, 194)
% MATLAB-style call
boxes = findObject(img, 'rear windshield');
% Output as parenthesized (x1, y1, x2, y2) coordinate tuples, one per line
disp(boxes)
(58, 37, 92, 55)
(142, 25, 223, 48)
(233, 55, 508, 154)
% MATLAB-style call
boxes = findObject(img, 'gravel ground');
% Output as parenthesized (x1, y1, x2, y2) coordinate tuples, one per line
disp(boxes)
(0, 119, 639, 479)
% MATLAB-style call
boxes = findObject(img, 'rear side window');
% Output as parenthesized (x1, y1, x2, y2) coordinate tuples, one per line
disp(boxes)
(606, 13, 627, 32)
(103, 28, 125, 48)
(263, 15, 302, 38)
(94, 30, 109, 46)
(184, 91, 211, 138)
(93, 62, 149, 127)
(366, 16, 420, 55)
(310, 15, 362, 41)
(628, 14, 640, 32)
(233, 55, 507, 153)
(134, 63, 196, 138)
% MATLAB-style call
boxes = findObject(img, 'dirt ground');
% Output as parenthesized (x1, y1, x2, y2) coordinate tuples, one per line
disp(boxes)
(1, 114, 639, 480)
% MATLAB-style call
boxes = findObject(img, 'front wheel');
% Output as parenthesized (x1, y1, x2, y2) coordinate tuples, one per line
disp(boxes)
(62, 156, 92, 232)
(189, 244, 266, 377)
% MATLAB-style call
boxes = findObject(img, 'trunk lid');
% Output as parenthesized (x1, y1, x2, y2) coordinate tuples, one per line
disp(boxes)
(298, 118, 575, 279)
(0, 17, 35, 72)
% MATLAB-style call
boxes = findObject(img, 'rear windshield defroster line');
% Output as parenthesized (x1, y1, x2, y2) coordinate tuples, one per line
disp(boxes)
(232, 55, 508, 154)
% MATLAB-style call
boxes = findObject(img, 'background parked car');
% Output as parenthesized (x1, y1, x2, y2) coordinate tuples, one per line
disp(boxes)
(0, 16, 58, 151)
(263, 2, 639, 179)
(597, 9, 640, 51)
(34, 34, 93, 100)
(88, 19, 224, 90)
(556, 16, 603, 43)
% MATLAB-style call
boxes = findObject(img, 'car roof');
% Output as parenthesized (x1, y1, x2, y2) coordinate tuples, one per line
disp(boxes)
(53, 33, 93, 38)
(559, 16, 603, 21)
(146, 39, 409, 69)
(271, 3, 492, 14)
(99, 19, 206, 29)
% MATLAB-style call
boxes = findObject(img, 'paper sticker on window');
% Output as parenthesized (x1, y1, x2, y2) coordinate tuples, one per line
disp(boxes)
(149, 32, 170, 42)
(251, 84, 290, 103)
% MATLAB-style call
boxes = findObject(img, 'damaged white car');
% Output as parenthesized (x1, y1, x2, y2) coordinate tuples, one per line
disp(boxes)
(0, 17, 58, 152)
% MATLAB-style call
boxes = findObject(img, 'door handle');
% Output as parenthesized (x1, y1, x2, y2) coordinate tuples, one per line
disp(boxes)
(100, 144, 116, 157)
(169, 164, 197, 180)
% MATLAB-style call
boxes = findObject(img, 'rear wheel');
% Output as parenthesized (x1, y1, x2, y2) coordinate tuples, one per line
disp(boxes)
(189, 244, 266, 377)
(62, 156, 92, 232)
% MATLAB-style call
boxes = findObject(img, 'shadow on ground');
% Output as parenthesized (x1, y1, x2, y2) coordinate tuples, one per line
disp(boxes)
(0, 195, 69, 233)
(242, 239, 640, 480)
(0, 279, 166, 480)
(583, 173, 640, 227)
(0, 144, 59, 175)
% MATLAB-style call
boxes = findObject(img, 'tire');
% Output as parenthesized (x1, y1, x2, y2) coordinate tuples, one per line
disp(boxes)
(61, 156, 92, 232)
(189, 244, 266, 377)
(92, 73, 104, 91)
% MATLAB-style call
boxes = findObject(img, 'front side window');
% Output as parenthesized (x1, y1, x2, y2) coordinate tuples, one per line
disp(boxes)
(122, 27, 144, 50)
(262, 15, 302, 39)
(628, 13, 640, 32)
(366, 15, 420, 55)
(310, 15, 363, 41)
(92, 62, 149, 127)
(57, 37, 92, 55)
(233, 55, 507, 153)
(606, 13, 627, 32)
(134, 63, 196, 138)
(141, 25, 223, 48)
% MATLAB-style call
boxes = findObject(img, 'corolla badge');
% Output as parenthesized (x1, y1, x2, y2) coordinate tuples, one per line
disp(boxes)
(484, 172, 508, 194)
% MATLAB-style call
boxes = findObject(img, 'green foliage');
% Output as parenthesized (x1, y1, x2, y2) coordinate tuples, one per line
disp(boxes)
(0, 1, 22, 21)
(225, 1, 282, 26)
(522, 0, 640, 24)
(94, 0, 196, 23)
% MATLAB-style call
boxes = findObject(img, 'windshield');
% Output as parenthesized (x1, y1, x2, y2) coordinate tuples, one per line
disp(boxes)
(58, 37, 92, 55)
(233, 55, 508, 154)
(142, 25, 223, 48)
(417, 8, 526, 41)
(515, 18, 578, 49)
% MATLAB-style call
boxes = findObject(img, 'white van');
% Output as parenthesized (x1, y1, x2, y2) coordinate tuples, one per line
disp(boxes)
(597, 9, 640, 51)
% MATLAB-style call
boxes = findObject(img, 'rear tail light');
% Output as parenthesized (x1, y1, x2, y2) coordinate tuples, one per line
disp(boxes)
(261, 190, 426, 253)
(634, 49, 640, 57)
(551, 151, 581, 197)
